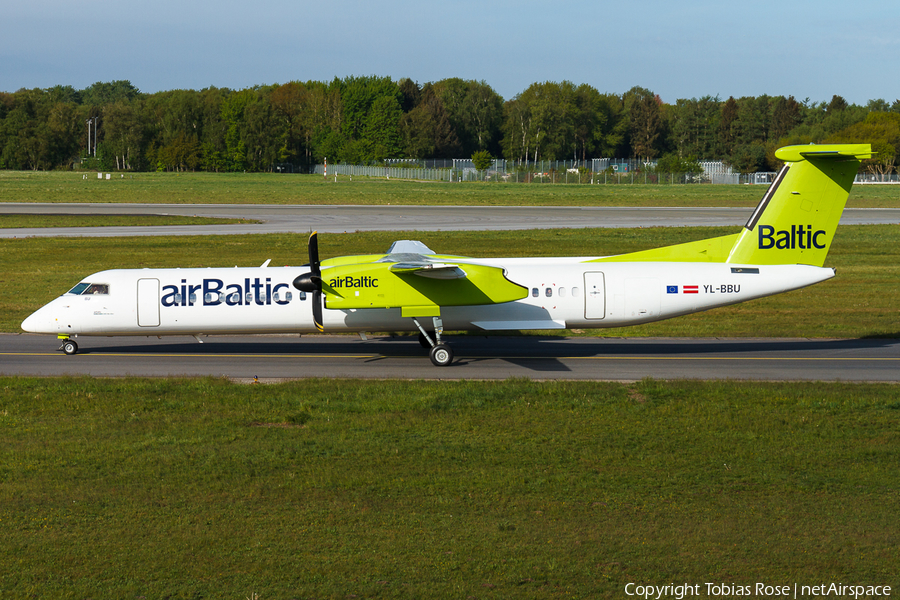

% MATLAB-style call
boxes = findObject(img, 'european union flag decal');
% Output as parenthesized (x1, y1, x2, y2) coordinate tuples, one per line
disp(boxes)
(666, 285, 678, 294)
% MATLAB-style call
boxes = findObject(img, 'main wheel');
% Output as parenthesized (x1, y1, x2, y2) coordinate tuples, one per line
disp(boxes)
(429, 343, 453, 367)
(62, 340, 78, 355)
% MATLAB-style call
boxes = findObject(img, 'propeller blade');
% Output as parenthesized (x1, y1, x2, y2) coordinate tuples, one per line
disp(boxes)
(308, 231, 320, 277)
(312, 290, 324, 332)
(300, 231, 324, 332)
(293, 230, 324, 292)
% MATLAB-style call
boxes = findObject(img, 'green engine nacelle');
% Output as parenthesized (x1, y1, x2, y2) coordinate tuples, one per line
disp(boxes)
(321, 261, 527, 316)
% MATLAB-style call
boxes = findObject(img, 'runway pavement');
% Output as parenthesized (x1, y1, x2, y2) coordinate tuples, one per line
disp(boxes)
(3, 203, 900, 238)
(3, 334, 898, 382)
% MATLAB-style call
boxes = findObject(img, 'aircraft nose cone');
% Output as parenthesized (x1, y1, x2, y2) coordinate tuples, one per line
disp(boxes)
(21, 313, 36, 332)
(21, 310, 45, 333)
(21, 304, 56, 334)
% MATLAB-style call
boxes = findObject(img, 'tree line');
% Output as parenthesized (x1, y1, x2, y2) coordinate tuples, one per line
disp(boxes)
(1, 78, 898, 174)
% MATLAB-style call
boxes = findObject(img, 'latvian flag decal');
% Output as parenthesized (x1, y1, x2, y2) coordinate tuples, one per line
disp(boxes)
(668, 285, 699, 294)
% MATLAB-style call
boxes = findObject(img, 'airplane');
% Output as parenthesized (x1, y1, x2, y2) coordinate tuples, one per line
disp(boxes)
(21, 143, 871, 366)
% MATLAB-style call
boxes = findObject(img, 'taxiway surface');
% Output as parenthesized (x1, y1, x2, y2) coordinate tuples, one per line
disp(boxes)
(3, 334, 898, 382)
(3, 204, 900, 238)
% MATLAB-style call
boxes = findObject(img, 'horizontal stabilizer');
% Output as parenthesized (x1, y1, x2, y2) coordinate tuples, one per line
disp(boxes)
(774, 144, 874, 163)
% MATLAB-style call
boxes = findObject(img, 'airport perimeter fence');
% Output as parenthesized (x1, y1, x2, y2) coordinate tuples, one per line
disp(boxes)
(314, 160, 731, 184)
(311, 160, 899, 185)
(315, 162, 751, 185)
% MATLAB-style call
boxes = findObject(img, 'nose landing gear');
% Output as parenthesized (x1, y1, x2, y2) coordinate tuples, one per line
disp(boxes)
(59, 336, 79, 355)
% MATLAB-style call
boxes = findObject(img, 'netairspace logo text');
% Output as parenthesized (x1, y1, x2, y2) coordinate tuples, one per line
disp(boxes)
(624, 583, 892, 599)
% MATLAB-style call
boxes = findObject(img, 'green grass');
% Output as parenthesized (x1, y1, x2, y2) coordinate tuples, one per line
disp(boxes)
(0, 214, 260, 228)
(1, 170, 898, 207)
(3, 225, 898, 337)
(0, 377, 896, 598)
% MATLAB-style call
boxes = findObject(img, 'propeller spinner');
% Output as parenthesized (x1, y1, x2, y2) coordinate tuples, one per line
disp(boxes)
(293, 231, 324, 332)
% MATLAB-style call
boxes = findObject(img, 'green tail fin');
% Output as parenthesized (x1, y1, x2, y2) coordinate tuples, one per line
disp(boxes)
(726, 144, 871, 267)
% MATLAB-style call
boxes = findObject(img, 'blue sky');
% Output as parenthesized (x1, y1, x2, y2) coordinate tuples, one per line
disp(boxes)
(4, 0, 897, 105)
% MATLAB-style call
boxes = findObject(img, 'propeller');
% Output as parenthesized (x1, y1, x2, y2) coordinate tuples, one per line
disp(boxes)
(293, 231, 324, 332)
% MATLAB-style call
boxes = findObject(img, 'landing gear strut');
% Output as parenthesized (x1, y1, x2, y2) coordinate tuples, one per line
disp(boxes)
(413, 316, 453, 367)
(417, 332, 432, 349)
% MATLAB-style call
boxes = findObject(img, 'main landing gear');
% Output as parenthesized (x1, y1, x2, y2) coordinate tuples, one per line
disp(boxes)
(413, 316, 453, 367)
(59, 336, 78, 355)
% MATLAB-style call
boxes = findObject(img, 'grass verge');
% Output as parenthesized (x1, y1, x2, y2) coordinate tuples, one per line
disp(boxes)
(0, 377, 897, 599)
(1, 170, 897, 207)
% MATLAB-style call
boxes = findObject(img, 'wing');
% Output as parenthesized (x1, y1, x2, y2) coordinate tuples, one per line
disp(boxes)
(319, 240, 527, 314)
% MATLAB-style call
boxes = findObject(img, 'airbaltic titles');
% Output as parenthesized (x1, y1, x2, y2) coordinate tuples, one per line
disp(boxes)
(758, 225, 826, 250)
(161, 278, 294, 307)
(328, 275, 379, 289)
(159, 275, 381, 308)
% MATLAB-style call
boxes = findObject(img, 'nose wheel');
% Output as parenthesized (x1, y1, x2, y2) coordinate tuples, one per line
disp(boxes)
(60, 339, 78, 355)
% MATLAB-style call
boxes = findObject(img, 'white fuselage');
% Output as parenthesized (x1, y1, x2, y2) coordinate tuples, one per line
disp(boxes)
(21, 259, 835, 338)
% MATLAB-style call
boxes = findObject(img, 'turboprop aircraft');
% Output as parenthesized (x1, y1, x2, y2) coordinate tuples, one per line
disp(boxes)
(21, 143, 871, 366)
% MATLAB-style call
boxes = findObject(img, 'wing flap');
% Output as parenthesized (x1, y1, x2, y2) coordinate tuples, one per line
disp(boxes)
(390, 263, 467, 279)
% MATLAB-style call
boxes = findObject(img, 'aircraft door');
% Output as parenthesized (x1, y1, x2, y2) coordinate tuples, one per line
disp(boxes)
(584, 272, 606, 320)
(137, 278, 160, 327)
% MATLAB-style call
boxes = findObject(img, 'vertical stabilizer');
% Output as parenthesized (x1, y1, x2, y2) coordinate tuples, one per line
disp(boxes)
(726, 144, 871, 267)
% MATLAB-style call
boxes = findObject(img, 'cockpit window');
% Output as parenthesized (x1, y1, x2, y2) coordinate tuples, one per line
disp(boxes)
(67, 283, 109, 295)
(67, 283, 91, 295)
